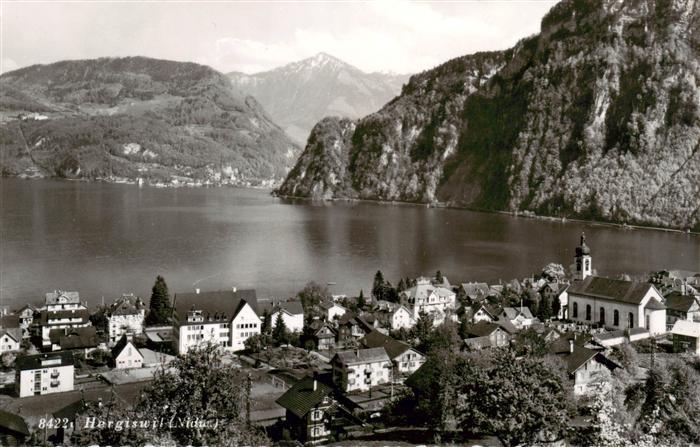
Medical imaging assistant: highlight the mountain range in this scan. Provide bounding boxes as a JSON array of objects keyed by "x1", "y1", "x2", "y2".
[
  {"x1": 228, "y1": 53, "x2": 409, "y2": 145},
  {"x1": 278, "y1": 0, "x2": 700, "y2": 231},
  {"x1": 0, "y1": 57, "x2": 300, "y2": 186}
]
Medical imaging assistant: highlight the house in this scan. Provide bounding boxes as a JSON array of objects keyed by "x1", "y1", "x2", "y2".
[
  {"x1": 111, "y1": 334, "x2": 144, "y2": 369},
  {"x1": 0, "y1": 315, "x2": 21, "y2": 354},
  {"x1": 38, "y1": 291, "x2": 91, "y2": 348},
  {"x1": 16, "y1": 305, "x2": 35, "y2": 338},
  {"x1": 320, "y1": 301, "x2": 348, "y2": 322},
  {"x1": 459, "y1": 282, "x2": 490, "y2": 303},
  {"x1": 331, "y1": 347, "x2": 391, "y2": 392},
  {"x1": 568, "y1": 276, "x2": 666, "y2": 336},
  {"x1": 375, "y1": 302, "x2": 415, "y2": 331},
  {"x1": 310, "y1": 321, "x2": 337, "y2": 351},
  {"x1": 400, "y1": 277, "x2": 457, "y2": 326},
  {"x1": 462, "y1": 322, "x2": 510, "y2": 350},
  {"x1": 16, "y1": 351, "x2": 74, "y2": 397},
  {"x1": 263, "y1": 300, "x2": 304, "y2": 333},
  {"x1": 549, "y1": 336, "x2": 620, "y2": 396},
  {"x1": 664, "y1": 292, "x2": 700, "y2": 329},
  {"x1": 276, "y1": 375, "x2": 362, "y2": 445},
  {"x1": 671, "y1": 320, "x2": 700, "y2": 355},
  {"x1": 106, "y1": 294, "x2": 146, "y2": 346},
  {"x1": 336, "y1": 313, "x2": 373, "y2": 347},
  {"x1": 0, "y1": 409, "x2": 30, "y2": 446},
  {"x1": 359, "y1": 330, "x2": 425, "y2": 377},
  {"x1": 471, "y1": 303, "x2": 499, "y2": 323},
  {"x1": 542, "y1": 282, "x2": 569, "y2": 319},
  {"x1": 48, "y1": 326, "x2": 98, "y2": 353},
  {"x1": 500, "y1": 306, "x2": 538, "y2": 330},
  {"x1": 172, "y1": 288, "x2": 259, "y2": 354}
]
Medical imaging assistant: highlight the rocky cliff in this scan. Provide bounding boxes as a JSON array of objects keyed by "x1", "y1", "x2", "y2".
[
  {"x1": 278, "y1": 0, "x2": 700, "y2": 230},
  {"x1": 0, "y1": 57, "x2": 300, "y2": 185}
]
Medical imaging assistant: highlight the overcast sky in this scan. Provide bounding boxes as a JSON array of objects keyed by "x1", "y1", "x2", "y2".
[{"x1": 1, "y1": 1, "x2": 557, "y2": 75}]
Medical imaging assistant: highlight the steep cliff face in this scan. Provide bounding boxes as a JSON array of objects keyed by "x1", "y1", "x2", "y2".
[
  {"x1": 278, "y1": 0, "x2": 700, "y2": 230},
  {"x1": 0, "y1": 57, "x2": 300, "y2": 185}
]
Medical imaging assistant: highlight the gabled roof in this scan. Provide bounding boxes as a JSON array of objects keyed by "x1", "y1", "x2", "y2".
[
  {"x1": 50, "y1": 326, "x2": 98, "y2": 350},
  {"x1": 39, "y1": 309, "x2": 90, "y2": 325},
  {"x1": 460, "y1": 282, "x2": 490, "y2": 297},
  {"x1": 16, "y1": 351, "x2": 74, "y2": 371},
  {"x1": 0, "y1": 327, "x2": 21, "y2": 343},
  {"x1": 400, "y1": 281, "x2": 454, "y2": 301},
  {"x1": 463, "y1": 322, "x2": 503, "y2": 338},
  {"x1": 471, "y1": 303, "x2": 500, "y2": 318},
  {"x1": 45, "y1": 290, "x2": 81, "y2": 305},
  {"x1": 664, "y1": 292, "x2": 699, "y2": 313},
  {"x1": 549, "y1": 341, "x2": 618, "y2": 375},
  {"x1": 0, "y1": 409, "x2": 29, "y2": 437},
  {"x1": 173, "y1": 289, "x2": 258, "y2": 324},
  {"x1": 109, "y1": 294, "x2": 145, "y2": 316},
  {"x1": 644, "y1": 297, "x2": 665, "y2": 310},
  {"x1": 0, "y1": 314, "x2": 20, "y2": 328},
  {"x1": 672, "y1": 320, "x2": 700, "y2": 338},
  {"x1": 494, "y1": 318, "x2": 519, "y2": 334},
  {"x1": 568, "y1": 276, "x2": 656, "y2": 305},
  {"x1": 359, "y1": 330, "x2": 417, "y2": 360},
  {"x1": 501, "y1": 307, "x2": 534, "y2": 320},
  {"x1": 276, "y1": 376, "x2": 334, "y2": 418},
  {"x1": 332, "y1": 347, "x2": 390, "y2": 366},
  {"x1": 111, "y1": 335, "x2": 143, "y2": 358}
]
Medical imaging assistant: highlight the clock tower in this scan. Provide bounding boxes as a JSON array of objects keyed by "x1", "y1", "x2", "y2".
[{"x1": 575, "y1": 232, "x2": 592, "y2": 281}]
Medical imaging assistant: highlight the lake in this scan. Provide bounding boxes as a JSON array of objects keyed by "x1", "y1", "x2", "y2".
[{"x1": 1, "y1": 178, "x2": 698, "y2": 309}]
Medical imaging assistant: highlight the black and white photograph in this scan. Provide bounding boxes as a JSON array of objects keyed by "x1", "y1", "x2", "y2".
[{"x1": 0, "y1": 0, "x2": 699, "y2": 445}]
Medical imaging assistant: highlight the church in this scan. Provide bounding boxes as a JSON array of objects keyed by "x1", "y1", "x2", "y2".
[{"x1": 567, "y1": 234, "x2": 667, "y2": 336}]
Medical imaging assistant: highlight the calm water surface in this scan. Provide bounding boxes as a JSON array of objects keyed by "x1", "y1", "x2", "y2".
[{"x1": 1, "y1": 178, "x2": 698, "y2": 309}]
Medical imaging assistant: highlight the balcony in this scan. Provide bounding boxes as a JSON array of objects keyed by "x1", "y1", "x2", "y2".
[
  {"x1": 50, "y1": 380, "x2": 60, "y2": 387},
  {"x1": 50, "y1": 371, "x2": 60, "y2": 379}
]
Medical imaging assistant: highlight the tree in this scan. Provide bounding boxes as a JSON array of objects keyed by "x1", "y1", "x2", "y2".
[
  {"x1": 397, "y1": 278, "x2": 407, "y2": 293},
  {"x1": 146, "y1": 275, "x2": 172, "y2": 325},
  {"x1": 272, "y1": 312, "x2": 289, "y2": 346},
  {"x1": 261, "y1": 309, "x2": 272, "y2": 334},
  {"x1": 244, "y1": 333, "x2": 269, "y2": 353},
  {"x1": 297, "y1": 282, "x2": 330, "y2": 319},
  {"x1": 357, "y1": 289, "x2": 366, "y2": 309},
  {"x1": 137, "y1": 343, "x2": 268, "y2": 446},
  {"x1": 541, "y1": 263, "x2": 566, "y2": 282},
  {"x1": 1, "y1": 352, "x2": 16, "y2": 369},
  {"x1": 372, "y1": 270, "x2": 385, "y2": 300},
  {"x1": 458, "y1": 351, "x2": 573, "y2": 446},
  {"x1": 89, "y1": 306, "x2": 109, "y2": 334},
  {"x1": 423, "y1": 320, "x2": 461, "y2": 355},
  {"x1": 537, "y1": 293, "x2": 553, "y2": 321},
  {"x1": 413, "y1": 311, "x2": 434, "y2": 352},
  {"x1": 435, "y1": 270, "x2": 444, "y2": 284}
]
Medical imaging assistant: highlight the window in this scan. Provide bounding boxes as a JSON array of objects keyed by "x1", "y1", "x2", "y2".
[
  {"x1": 614, "y1": 310, "x2": 619, "y2": 326},
  {"x1": 628, "y1": 313, "x2": 634, "y2": 328},
  {"x1": 599, "y1": 307, "x2": 605, "y2": 325},
  {"x1": 586, "y1": 305, "x2": 592, "y2": 321},
  {"x1": 646, "y1": 315, "x2": 650, "y2": 330},
  {"x1": 573, "y1": 302, "x2": 578, "y2": 318}
]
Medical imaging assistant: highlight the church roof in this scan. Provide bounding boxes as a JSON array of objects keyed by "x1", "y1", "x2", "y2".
[{"x1": 568, "y1": 276, "x2": 656, "y2": 305}]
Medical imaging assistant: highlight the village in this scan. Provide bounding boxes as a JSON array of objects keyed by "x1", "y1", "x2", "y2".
[{"x1": 1, "y1": 233, "x2": 699, "y2": 446}]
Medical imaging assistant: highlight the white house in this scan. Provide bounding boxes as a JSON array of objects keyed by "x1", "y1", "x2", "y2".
[
  {"x1": 500, "y1": 307, "x2": 538, "y2": 330},
  {"x1": 471, "y1": 303, "x2": 499, "y2": 323},
  {"x1": 266, "y1": 301, "x2": 304, "y2": 333},
  {"x1": 331, "y1": 347, "x2": 391, "y2": 392},
  {"x1": 16, "y1": 352, "x2": 74, "y2": 398},
  {"x1": 172, "y1": 288, "x2": 260, "y2": 354},
  {"x1": 0, "y1": 328, "x2": 21, "y2": 354},
  {"x1": 320, "y1": 301, "x2": 348, "y2": 322},
  {"x1": 542, "y1": 283, "x2": 569, "y2": 319},
  {"x1": 375, "y1": 301, "x2": 415, "y2": 330},
  {"x1": 549, "y1": 338, "x2": 620, "y2": 396},
  {"x1": 359, "y1": 330, "x2": 425, "y2": 377},
  {"x1": 400, "y1": 277, "x2": 457, "y2": 326},
  {"x1": 107, "y1": 294, "x2": 146, "y2": 346},
  {"x1": 16, "y1": 305, "x2": 35, "y2": 338},
  {"x1": 671, "y1": 320, "x2": 700, "y2": 355},
  {"x1": 111, "y1": 335, "x2": 144, "y2": 369}
]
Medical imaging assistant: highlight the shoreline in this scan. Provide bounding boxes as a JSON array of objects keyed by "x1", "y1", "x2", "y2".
[{"x1": 273, "y1": 192, "x2": 700, "y2": 236}]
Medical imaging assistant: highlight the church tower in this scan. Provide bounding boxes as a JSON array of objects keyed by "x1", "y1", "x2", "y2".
[{"x1": 574, "y1": 232, "x2": 592, "y2": 281}]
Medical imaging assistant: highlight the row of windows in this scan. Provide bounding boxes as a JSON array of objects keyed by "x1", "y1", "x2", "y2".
[
  {"x1": 572, "y1": 303, "x2": 635, "y2": 327},
  {"x1": 236, "y1": 323, "x2": 257, "y2": 329},
  {"x1": 239, "y1": 331, "x2": 256, "y2": 338}
]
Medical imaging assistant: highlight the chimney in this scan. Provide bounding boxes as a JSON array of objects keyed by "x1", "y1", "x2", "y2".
[
  {"x1": 569, "y1": 339, "x2": 574, "y2": 354},
  {"x1": 195, "y1": 288, "x2": 200, "y2": 294}
]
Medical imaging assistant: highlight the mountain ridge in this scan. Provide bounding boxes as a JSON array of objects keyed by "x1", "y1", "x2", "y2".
[
  {"x1": 228, "y1": 53, "x2": 409, "y2": 144},
  {"x1": 0, "y1": 56, "x2": 300, "y2": 185},
  {"x1": 278, "y1": 0, "x2": 700, "y2": 231}
]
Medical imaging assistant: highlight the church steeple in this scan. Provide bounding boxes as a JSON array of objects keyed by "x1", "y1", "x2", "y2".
[{"x1": 574, "y1": 232, "x2": 592, "y2": 280}]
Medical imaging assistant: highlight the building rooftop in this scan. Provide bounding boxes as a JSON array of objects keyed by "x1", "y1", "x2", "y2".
[
  {"x1": 276, "y1": 375, "x2": 334, "y2": 418},
  {"x1": 16, "y1": 351, "x2": 74, "y2": 371},
  {"x1": 332, "y1": 347, "x2": 390, "y2": 366},
  {"x1": 172, "y1": 289, "x2": 258, "y2": 324},
  {"x1": 110, "y1": 294, "x2": 146, "y2": 316},
  {"x1": 463, "y1": 321, "x2": 502, "y2": 338},
  {"x1": 501, "y1": 306, "x2": 535, "y2": 320},
  {"x1": 112, "y1": 334, "x2": 142, "y2": 358},
  {"x1": 0, "y1": 409, "x2": 29, "y2": 437},
  {"x1": 359, "y1": 330, "x2": 416, "y2": 360},
  {"x1": 568, "y1": 276, "x2": 657, "y2": 305},
  {"x1": 672, "y1": 320, "x2": 700, "y2": 338},
  {"x1": 664, "y1": 292, "x2": 699, "y2": 313},
  {"x1": 49, "y1": 326, "x2": 98, "y2": 350},
  {"x1": 45, "y1": 290, "x2": 81, "y2": 305}
]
